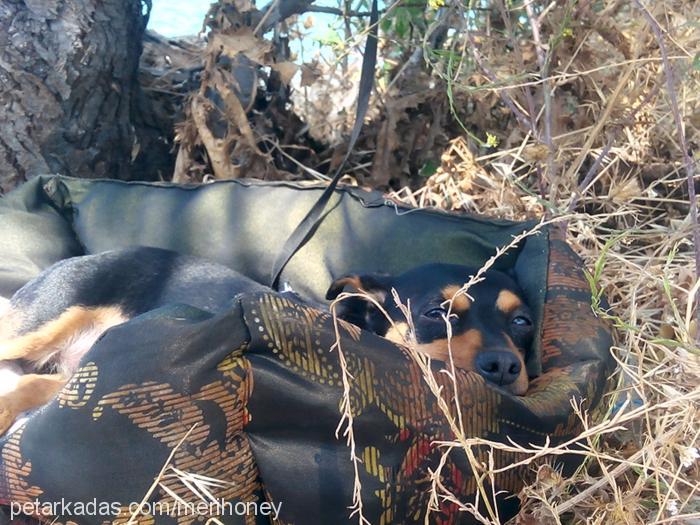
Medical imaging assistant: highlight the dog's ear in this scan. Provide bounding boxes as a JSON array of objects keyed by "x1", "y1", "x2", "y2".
[
  {"x1": 325, "y1": 273, "x2": 392, "y2": 332},
  {"x1": 326, "y1": 273, "x2": 391, "y2": 301}
]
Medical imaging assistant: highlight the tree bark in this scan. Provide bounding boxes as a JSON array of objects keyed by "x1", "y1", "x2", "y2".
[{"x1": 0, "y1": 0, "x2": 149, "y2": 193}]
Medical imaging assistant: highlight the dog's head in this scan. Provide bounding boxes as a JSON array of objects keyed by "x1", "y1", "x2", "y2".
[{"x1": 326, "y1": 263, "x2": 534, "y2": 395}]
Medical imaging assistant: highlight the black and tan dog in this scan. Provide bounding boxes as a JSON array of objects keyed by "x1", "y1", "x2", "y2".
[
  {"x1": 0, "y1": 247, "x2": 533, "y2": 435},
  {"x1": 326, "y1": 263, "x2": 533, "y2": 396},
  {"x1": 0, "y1": 246, "x2": 267, "y2": 435}
]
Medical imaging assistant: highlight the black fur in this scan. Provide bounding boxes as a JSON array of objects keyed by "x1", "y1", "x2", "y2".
[{"x1": 9, "y1": 246, "x2": 265, "y2": 335}]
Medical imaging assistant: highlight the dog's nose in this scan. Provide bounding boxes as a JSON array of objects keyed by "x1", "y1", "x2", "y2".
[{"x1": 475, "y1": 351, "x2": 521, "y2": 386}]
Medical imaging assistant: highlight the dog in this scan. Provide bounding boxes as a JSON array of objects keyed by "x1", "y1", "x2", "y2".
[
  {"x1": 326, "y1": 263, "x2": 533, "y2": 395},
  {"x1": 0, "y1": 247, "x2": 533, "y2": 436},
  {"x1": 0, "y1": 246, "x2": 267, "y2": 435}
]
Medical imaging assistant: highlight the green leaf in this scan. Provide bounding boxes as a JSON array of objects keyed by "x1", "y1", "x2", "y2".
[
  {"x1": 315, "y1": 28, "x2": 343, "y2": 48},
  {"x1": 394, "y1": 9, "x2": 410, "y2": 39},
  {"x1": 419, "y1": 159, "x2": 439, "y2": 177}
]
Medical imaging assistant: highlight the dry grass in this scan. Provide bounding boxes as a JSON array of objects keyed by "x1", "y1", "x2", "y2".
[
  {"x1": 149, "y1": 1, "x2": 699, "y2": 522},
  {"x1": 376, "y1": 1, "x2": 700, "y2": 521},
  {"x1": 383, "y1": 138, "x2": 700, "y2": 520}
]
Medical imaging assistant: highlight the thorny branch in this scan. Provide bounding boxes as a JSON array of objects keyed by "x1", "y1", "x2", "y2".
[
  {"x1": 633, "y1": 0, "x2": 700, "y2": 342},
  {"x1": 457, "y1": 4, "x2": 533, "y2": 132},
  {"x1": 525, "y1": 0, "x2": 556, "y2": 212}
]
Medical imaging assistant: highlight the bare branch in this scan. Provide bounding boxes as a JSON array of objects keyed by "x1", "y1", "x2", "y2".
[
  {"x1": 458, "y1": 7, "x2": 534, "y2": 132},
  {"x1": 305, "y1": 3, "x2": 426, "y2": 17},
  {"x1": 525, "y1": 0, "x2": 556, "y2": 211},
  {"x1": 633, "y1": 0, "x2": 700, "y2": 340},
  {"x1": 259, "y1": 0, "x2": 315, "y2": 33}
]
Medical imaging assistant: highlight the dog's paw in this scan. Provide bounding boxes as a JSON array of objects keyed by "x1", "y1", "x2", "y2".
[
  {"x1": 0, "y1": 362, "x2": 22, "y2": 396},
  {"x1": 0, "y1": 399, "x2": 15, "y2": 436},
  {"x1": 0, "y1": 296, "x2": 9, "y2": 316}
]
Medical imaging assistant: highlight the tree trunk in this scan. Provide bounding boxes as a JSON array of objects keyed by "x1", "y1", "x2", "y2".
[{"x1": 0, "y1": 0, "x2": 149, "y2": 193}]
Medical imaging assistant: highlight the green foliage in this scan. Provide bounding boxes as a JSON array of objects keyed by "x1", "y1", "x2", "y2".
[
  {"x1": 316, "y1": 27, "x2": 345, "y2": 51},
  {"x1": 381, "y1": 1, "x2": 429, "y2": 39},
  {"x1": 419, "y1": 158, "x2": 440, "y2": 177},
  {"x1": 584, "y1": 232, "x2": 627, "y2": 317}
]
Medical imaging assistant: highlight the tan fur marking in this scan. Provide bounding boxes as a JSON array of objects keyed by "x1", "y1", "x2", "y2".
[
  {"x1": 441, "y1": 285, "x2": 470, "y2": 312},
  {"x1": 496, "y1": 290, "x2": 522, "y2": 313},
  {"x1": 335, "y1": 276, "x2": 363, "y2": 291},
  {"x1": 0, "y1": 373, "x2": 67, "y2": 435},
  {"x1": 384, "y1": 322, "x2": 409, "y2": 344},
  {"x1": 0, "y1": 305, "x2": 127, "y2": 363},
  {"x1": 415, "y1": 329, "x2": 483, "y2": 371},
  {"x1": 0, "y1": 305, "x2": 21, "y2": 342},
  {"x1": 333, "y1": 276, "x2": 387, "y2": 303}
]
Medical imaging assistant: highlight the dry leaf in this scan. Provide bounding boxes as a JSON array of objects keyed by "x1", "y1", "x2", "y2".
[
  {"x1": 523, "y1": 144, "x2": 551, "y2": 163},
  {"x1": 610, "y1": 177, "x2": 642, "y2": 203},
  {"x1": 190, "y1": 96, "x2": 238, "y2": 180},
  {"x1": 209, "y1": 28, "x2": 273, "y2": 64},
  {"x1": 300, "y1": 63, "x2": 322, "y2": 87},
  {"x1": 658, "y1": 323, "x2": 676, "y2": 340},
  {"x1": 212, "y1": 70, "x2": 262, "y2": 155},
  {"x1": 232, "y1": 0, "x2": 255, "y2": 11},
  {"x1": 272, "y1": 61, "x2": 299, "y2": 84}
]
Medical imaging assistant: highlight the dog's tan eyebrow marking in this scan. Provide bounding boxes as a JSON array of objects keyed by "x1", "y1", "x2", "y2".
[
  {"x1": 496, "y1": 290, "x2": 521, "y2": 313},
  {"x1": 441, "y1": 285, "x2": 470, "y2": 312}
]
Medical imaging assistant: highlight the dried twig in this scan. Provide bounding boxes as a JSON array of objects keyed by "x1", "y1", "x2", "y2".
[
  {"x1": 456, "y1": 3, "x2": 533, "y2": 132},
  {"x1": 127, "y1": 425, "x2": 198, "y2": 525},
  {"x1": 633, "y1": 0, "x2": 700, "y2": 342}
]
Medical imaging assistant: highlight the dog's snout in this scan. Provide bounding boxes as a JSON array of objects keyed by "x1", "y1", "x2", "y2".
[{"x1": 475, "y1": 351, "x2": 521, "y2": 387}]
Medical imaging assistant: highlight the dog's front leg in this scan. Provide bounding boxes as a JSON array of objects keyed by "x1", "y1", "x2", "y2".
[{"x1": 0, "y1": 373, "x2": 66, "y2": 435}]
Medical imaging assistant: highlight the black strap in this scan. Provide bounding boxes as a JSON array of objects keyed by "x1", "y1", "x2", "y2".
[{"x1": 269, "y1": 0, "x2": 379, "y2": 289}]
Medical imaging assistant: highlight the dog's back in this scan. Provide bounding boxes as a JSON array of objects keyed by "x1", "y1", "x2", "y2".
[
  {"x1": 5, "y1": 246, "x2": 265, "y2": 338},
  {"x1": 0, "y1": 246, "x2": 266, "y2": 375}
]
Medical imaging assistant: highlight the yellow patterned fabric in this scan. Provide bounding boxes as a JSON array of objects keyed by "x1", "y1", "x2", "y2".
[
  {"x1": 241, "y1": 234, "x2": 612, "y2": 524},
  {"x1": 0, "y1": 178, "x2": 614, "y2": 524},
  {"x1": 0, "y1": 305, "x2": 269, "y2": 525}
]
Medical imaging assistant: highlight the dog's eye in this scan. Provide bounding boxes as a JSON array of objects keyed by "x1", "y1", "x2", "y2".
[
  {"x1": 512, "y1": 315, "x2": 532, "y2": 327},
  {"x1": 424, "y1": 307, "x2": 448, "y2": 319}
]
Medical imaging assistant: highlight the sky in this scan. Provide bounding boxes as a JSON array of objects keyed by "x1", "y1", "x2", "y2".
[
  {"x1": 147, "y1": 1, "x2": 345, "y2": 38},
  {"x1": 148, "y1": 0, "x2": 211, "y2": 37}
]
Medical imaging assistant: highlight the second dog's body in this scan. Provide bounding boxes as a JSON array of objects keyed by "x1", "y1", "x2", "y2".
[
  {"x1": 1, "y1": 247, "x2": 266, "y2": 373},
  {"x1": 0, "y1": 247, "x2": 266, "y2": 434},
  {"x1": 0, "y1": 246, "x2": 534, "y2": 436}
]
